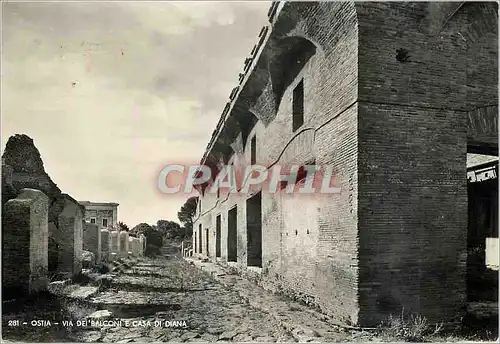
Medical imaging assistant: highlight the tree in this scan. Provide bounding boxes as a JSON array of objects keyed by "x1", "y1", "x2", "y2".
[
  {"x1": 118, "y1": 221, "x2": 129, "y2": 232},
  {"x1": 177, "y1": 196, "x2": 198, "y2": 237},
  {"x1": 156, "y1": 220, "x2": 182, "y2": 239},
  {"x1": 131, "y1": 223, "x2": 163, "y2": 257}
]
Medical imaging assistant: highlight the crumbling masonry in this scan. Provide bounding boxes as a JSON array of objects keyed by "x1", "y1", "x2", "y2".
[
  {"x1": 2, "y1": 134, "x2": 85, "y2": 297},
  {"x1": 192, "y1": 2, "x2": 498, "y2": 327}
]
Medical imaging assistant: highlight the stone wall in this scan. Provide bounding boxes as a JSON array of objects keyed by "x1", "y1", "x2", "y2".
[
  {"x1": 1, "y1": 135, "x2": 63, "y2": 223},
  {"x1": 119, "y1": 231, "x2": 129, "y2": 258},
  {"x1": 1, "y1": 134, "x2": 87, "y2": 279},
  {"x1": 101, "y1": 229, "x2": 110, "y2": 263},
  {"x1": 109, "y1": 230, "x2": 119, "y2": 258},
  {"x1": 193, "y1": 2, "x2": 498, "y2": 327},
  {"x1": 56, "y1": 194, "x2": 83, "y2": 278},
  {"x1": 129, "y1": 237, "x2": 141, "y2": 256},
  {"x1": 83, "y1": 221, "x2": 101, "y2": 263},
  {"x1": 2, "y1": 188, "x2": 49, "y2": 298}
]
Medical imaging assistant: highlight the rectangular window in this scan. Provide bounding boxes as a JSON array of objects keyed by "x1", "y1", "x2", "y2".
[
  {"x1": 293, "y1": 80, "x2": 304, "y2": 132},
  {"x1": 102, "y1": 218, "x2": 108, "y2": 228},
  {"x1": 217, "y1": 188, "x2": 220, "y2": 199},
  {"x1": 251, "y1": 136, "x2": 256, "y2": 165},
  {"x1": 90, "y1": 218, "x2": 96, "y2": 224}
]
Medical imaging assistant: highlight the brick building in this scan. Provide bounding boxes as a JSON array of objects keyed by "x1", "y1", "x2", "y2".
[
  {"x1": 79, "y1": 201, "x2": 119, "y2": 230},
  {"x1": 192, "y1": 2, "x2": 498, "y2": 327}
]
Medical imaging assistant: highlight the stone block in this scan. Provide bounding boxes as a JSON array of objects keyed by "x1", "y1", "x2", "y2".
[
  {"x1": 83, "y1": 222, "x2": 100, "y2": 263},
  {"x1": 119, "y1": 231, "x2": 129, "y2": 258},
  {"x1": 109, "y1": 230, "x2": 119, "y2": 255},
  {"x1": 101, "y1": 229, "x2": 110, "y2": 263},
  {"x1": 129, "y1": 237, "x2": 140, "y2": 257},
  {"x1": 139, "y1": 234, "x2": 146, "y2": 257},
  {"x1": 56, "y1": 194, "x2": 84, "y2": 278},
  {"x1": 2, "y1": 188, "x2": 49, "y2": 298}
]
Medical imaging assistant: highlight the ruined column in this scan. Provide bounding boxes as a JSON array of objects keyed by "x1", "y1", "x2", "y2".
[
  {"x1": 109, "y1": 230, "x2": 119, "y2": 261},
  {"x1": 2, "y1": 188, "x2": 49, "y2": 298},
  {"x1": 100, "y1": 229, "x2": 110, "y2": 263},
  {"x1": 134, "y1": 237, "x2": 140, "y2": 256},
  {"x1": 129, "y1": 237, "x2": 140, "y2": 256},
  {"x1": 57, "y1": 194, "x2": 83, "y2": 278},
  {"x1": 83, "y1": 221, "x2": 100, "y2": 263},
  {"x1": 139, "y1": 234, "x2": 146, "y2": 257},
  {"x1": 128, "y1": 237, "x2": 134, "y2": 256},
  {"x1": 119, "y1": 231, "x2": 129, "y2": 258}
]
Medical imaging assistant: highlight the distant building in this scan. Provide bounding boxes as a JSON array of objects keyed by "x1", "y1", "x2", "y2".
[{"x1": 79, "y1": 201, "x2": 119, "y2": 230}]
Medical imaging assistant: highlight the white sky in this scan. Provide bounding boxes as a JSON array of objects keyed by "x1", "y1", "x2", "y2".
[{"x1": 2, "y1": 1, "x2": 270, "y2": 227}]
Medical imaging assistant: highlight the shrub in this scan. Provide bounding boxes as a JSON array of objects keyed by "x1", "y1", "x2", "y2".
[{"x1": 378, "y1": 312, "x2": 443, "y2": 342}]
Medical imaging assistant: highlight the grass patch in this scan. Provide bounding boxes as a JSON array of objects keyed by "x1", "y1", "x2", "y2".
[{"x1": 377, "y1": 313, "x2": 443, "y2": 342}]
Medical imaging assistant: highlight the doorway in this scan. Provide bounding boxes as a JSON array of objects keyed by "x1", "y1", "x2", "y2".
[
  {"x1": 216, "y1": 215, "x2": 221, "y2": 258},
  {"x1": 228, "y1": 207, "x2": 237, "y2": 262},
  {"x1": 466, "y1": 155, "x2": 498, "y2": 302},
  {"x1": 246, "y1": 192, "x2": 262, "y2": 267}
]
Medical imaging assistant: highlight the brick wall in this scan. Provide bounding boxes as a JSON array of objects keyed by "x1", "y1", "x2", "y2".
[
  {"x1": 2, "y1": 188, "x2": 49, "y2": 298},
  {"x1": 355, "y1": 2, "x2": 497, "y2": 326},
  {"x1": 57, "y1": 195, "x2": 83, "y2": 278},
  {"x1": 193, "y1": 1, "x2": 361, "y2": 324},
  {"x1": 193, "y1": 1, "x2": 497, "y2": 327}
]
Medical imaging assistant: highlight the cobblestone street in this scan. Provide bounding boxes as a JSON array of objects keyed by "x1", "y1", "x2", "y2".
[
  {"x1": 67, "y1": 248, "x2": 370, "y2": 343},
  {"x1": 4, "y1": 243, "x2": 376, "y2": 343},
  {"x1": 2, "y1": 245, "x2": 373, "y2": 343},
  {"x1": 2, "y1": 245, "x2": 497, "y2": 343}
]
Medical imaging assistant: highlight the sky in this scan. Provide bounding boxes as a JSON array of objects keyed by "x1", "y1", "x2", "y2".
[{"x1": 2, "y1": 1, "x2": 271, "y2": 228}]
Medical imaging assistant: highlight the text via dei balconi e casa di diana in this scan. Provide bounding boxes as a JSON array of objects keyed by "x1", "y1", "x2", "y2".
[{"x1": 8, "y1": 319, "x2": 188, "y2": 328}]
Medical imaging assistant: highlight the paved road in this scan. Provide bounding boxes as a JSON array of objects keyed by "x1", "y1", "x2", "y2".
[
  {"x1": 3, "y1": 247, "x2": 493, "y2": 343},
  {"x1": 66, "y1": 252, "x2": 361, "y2": 343}
]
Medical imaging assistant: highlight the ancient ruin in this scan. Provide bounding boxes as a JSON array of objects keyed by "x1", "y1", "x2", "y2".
[
  {"x1": 56, "y1": 194, "x2": 84, "y2": 278},
  {"x1": 2, "y1": 188, "x2": 49, "y2": 298},
  {"x1": 1, "y1": 134, "x2": 86, "y2": 282},
  {"x1": 119, "y1": 231, "x2": 129, "y2": 258},
  {"x1": 139, "y1": 234, "x2": 146, "y2": 257},
  {"x1": 109, "y1": 230, "x2": 119, "y2": 261},
  {"x1": 83, "y1": 221, "x2": 101, "y2": 263},
  {"x1": 101, "y1": 229, "x2": 110, "y2": 262},
  {"x1": 129, "y1": 236, "x2": 140, "y2": 256},
  {"x1": 2, "y1": 2, "x2": 499, "y2": 342},
  {"x1": 79, "y1": 201, "x2": 120, "y2": 264},
  {"x1": 192, "y1": 2, "x2": 499, "y2": 327}
]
